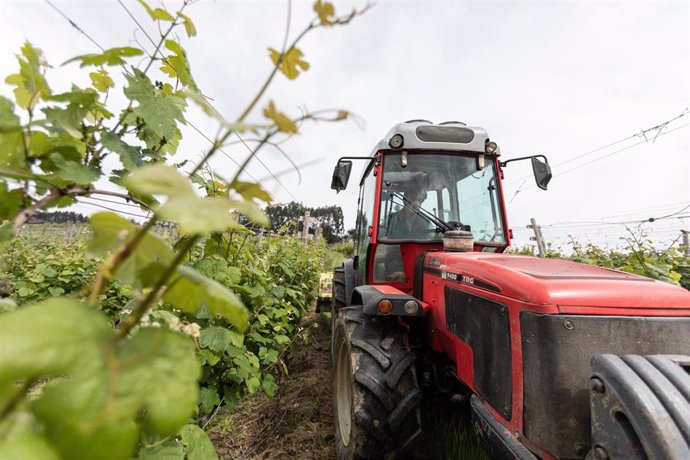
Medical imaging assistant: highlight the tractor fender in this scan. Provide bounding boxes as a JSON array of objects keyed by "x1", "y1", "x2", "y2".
[
  {"x1": 343, "y1": 258, "x2": 357, "y2": 306},
  {"x1": 352, "y1": 285, "x2": 425, "y2": 317}
]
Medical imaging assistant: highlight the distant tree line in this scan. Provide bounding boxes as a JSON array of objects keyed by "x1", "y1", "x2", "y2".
[
  {"x1": 265, "y1": 202, "x2": 345, "y2": 244},
  {"x1": 28, "y1": 211, "x2": 87, "y2": 224}
]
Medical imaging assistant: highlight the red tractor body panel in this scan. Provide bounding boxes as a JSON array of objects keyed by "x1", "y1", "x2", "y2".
[
  {"x1": 420, "y1": 251, "x2": 690, "y2": 456},
  {"x1": 426, "y1": 252, "x2": 690, "y2": 310}
]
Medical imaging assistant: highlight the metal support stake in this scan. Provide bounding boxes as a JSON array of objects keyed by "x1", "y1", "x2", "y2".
[
  {"x1": 528, "y1": 217, "x2": 547, "y2": 257},
  {"x1": 302, "y1": 211, "x2": 310, "y2": 243}
]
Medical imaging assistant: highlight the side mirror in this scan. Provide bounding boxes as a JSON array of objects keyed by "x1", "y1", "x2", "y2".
[
  {"x1": 331, "y1": 160, "x2": 353, "y2": 192},
  {"x1": 531, "y1": 156, "x2": 552, "y2": 190}
]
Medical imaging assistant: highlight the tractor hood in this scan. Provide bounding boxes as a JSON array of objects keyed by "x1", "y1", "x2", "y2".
[{"x1": 427, "y1": 252, "x2": 690, "y2": 310}]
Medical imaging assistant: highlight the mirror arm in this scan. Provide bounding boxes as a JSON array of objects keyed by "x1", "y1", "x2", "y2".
[
  {"x1": 336, "y1": 156, "x2": 376, "y2": 162},
  {"x1": 500, "y1": 155, "x2": 549, "y2": 168}
]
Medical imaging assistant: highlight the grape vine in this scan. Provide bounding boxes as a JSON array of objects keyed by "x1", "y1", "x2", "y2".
[{"x1": 0, "y1": 1, "x2": 368, "y2": 457}]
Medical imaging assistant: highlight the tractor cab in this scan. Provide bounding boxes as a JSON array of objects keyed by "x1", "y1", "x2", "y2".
[{"x1": 331, "y1": 120, "x2": 550, "y2": 293}]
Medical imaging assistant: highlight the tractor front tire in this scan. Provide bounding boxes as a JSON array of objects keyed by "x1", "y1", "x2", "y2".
[
  {"x1": 332, "y1": 307, "x2": 422, "y2": 459},
  {"x1": 331, "y1": 267, "x2": 346, "y2": 353}
]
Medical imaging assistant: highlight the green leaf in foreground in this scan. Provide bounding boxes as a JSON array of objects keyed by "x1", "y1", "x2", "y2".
[
  {"x1": 30, "y1": 328, "x2": 200, "y2": 460},
  {"x1": 231, "y1": 180, "x2": 271, "y2": 204},
  {"x1": 122, "y1": 163, "x2": 194, "y2": 198},
  {"x1": 0, "y1": 434, "x2": 60, "y2": 460},
  {"x1": 0, "y1": 181, "x2": 24, "y2": 220},
  {"x1": 88, "y1": 212, "x2": 174, "y2": 287},
  {"x1": 158, "y1": 196, "x2": 247, "y2": 235},
  {"x1": 0, "y1": 298, "x2": 111, "y2": 382},
  {"x1": 164, "y1": 265, "x2": 248, "y2": 332},
  {"x1": 137, "y1": 440, "x2": 185, "y2": 459}
]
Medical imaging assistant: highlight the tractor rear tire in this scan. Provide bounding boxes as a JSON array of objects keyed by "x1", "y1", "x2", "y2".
[
  {"x1": 332, "y1": 307, "x2": 422, "y2": 459},
  {"x1": 590, "y1": 354, "x2": 690, "y2": 460}
]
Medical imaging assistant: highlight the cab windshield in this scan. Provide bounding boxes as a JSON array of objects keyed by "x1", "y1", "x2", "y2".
[{"x1": 377, "y1": 152, "x2": 506, "y2": 244}]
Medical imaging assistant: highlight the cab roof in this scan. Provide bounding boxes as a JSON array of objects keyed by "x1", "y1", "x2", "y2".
[{"x1": 370, "y1": 120, "x2": 494, "y2": 156}]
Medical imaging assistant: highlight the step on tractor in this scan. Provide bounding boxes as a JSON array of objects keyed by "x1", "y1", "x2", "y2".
[{"x1": 327, "y1": 120, "x2": 690, "y2": 459}]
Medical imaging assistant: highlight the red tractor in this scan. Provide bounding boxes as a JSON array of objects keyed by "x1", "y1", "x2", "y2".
[{"x1": 328, "y1": 120, "x2": 690, "y2": 459}]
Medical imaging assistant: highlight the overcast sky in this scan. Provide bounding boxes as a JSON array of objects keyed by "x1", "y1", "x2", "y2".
[{"x1": 1, "y1": 0, "x2": 689, "y2": 250}]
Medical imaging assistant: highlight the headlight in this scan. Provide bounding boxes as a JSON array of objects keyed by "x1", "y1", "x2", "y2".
[{"x1": 389, "y1": 134, "x2": 404, "y2": 149}]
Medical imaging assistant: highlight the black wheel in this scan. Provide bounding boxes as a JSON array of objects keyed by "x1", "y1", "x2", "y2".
[
  {"x1": 332, "y1": 307, "x2": 422, "y2": 459},
  {"x1": 590, "y1": 354, "x2": 690, "y2": 460}
]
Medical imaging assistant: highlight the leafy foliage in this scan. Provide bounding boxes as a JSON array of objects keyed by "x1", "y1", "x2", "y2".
[
  {"x1": 0, "y1": 229, "x2": 324, "y2": 418},
  {"x1": 0, "y1": 0, "x2": 367, "y2": 457}
]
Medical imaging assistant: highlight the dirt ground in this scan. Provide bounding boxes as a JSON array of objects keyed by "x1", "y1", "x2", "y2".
[{"x1": 207, "y1": 312, "x2": 336, "y2": 460}]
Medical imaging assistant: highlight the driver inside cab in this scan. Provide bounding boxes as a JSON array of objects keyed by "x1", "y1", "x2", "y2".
[{"x1": 386, "y1": 189, "x2": 431, "y2": 240}]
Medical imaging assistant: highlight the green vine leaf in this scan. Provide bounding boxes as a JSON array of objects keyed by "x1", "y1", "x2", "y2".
[
  {"x1": 0, "y1": 434, "x2": 61, "y2": 460},
  {"x1": 31, "y1": 328, "x2": 200, "y2": 459},
  {"x1": 0, "y1": 298, "x2": 111, "y2": 382},
  {"x1": 178, "y1": 12, "x2": 198, "y2": 37},
  {"x1": 123, "y1": 164, "x2": 266, "y2": 234},
  {"x1": 199, "y1": 326, "x2": 233, "y2": 353},
  {"x1": 231, "y1": 180, "x2": 272, "y2": 204},
  {"x1": 0, "y1": 181, "x2": 25, "y2": 220},
  {"x1": 124, "y1": 69, "x2": 186, "y2": 146},
  {"x1": 268, "y1": 47, "x2": 310, "y2": 80},
  {"x1": 262, "y1": 100, "x2": 297, "y2": 134},
  {"x1": 5, "y1": 42, "x2": 51, "y2": 110},
  {"x1": 90, "y1": 69, "x2": 114, "y2": 93},
  {"x1": 164, "y1": 265, "x2": 249, "y2": 332},
  {"x1": 0, "y1": 129, "x2": 25, "y2": 171},
  {"x1": 158, "y1": 196, "x2": 248, "y2": 235},
  {"x1": 100, "y1": 132, "x2": 143, "y2": 170},
  {"x1": 228, "y1": 199, "x2": 269, "y2": 227},
  {"x1": 122, "y1": 163, "x2": 194, "y2": 198},
  {"x1": 0, "y1": 96, "x2": 20, "y2": 131},
  {"x1": 88, "y1": 212, "x2": 174, "y2": 287},
  {"x1": 160, "y1": 40, "x2": 197, "y2": 91},
  {"x1": 63, "y1": 47, "x2": 144, "y2": 68},
  {"x1": 50, "y1": 153, "x2": 99, "y2": 185},
  {"x1": 137, "y1": 0, "x2": 175, "y2": 21},
  {"x1": 314, "y1": 0, "x2": 336, "y2": 26},
  {"x1": 42, "y1": 86, "x2": 103, "y2": 138},
  {"x1": 179, "y1": 424, "x2": 218, "y2": 460},
  {"x1": 137, "y1": 440, "x2": 185, "y2": 459}
]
